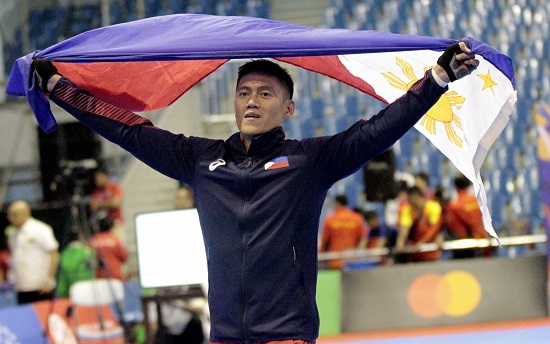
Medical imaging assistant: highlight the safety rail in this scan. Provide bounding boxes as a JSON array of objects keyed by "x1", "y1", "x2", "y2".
[{"x1": 317, "y1": 234, "x2": 547, "y2": 262}]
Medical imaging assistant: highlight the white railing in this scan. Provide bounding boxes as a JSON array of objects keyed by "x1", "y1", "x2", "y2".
[{"x1": 318, "y1": 234, "x2": 548, "y2": 262}]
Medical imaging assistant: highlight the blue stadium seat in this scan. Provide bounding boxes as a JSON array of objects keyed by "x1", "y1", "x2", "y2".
[
  {"x1": 169, "y1": 0, "x2": 189, "y2": 13},
  {"x1": 110, "y1": 2, "x2": 124, "y2": 24},
  {"x1": 344, "y1": 179, "x2": 361, "y2": 209},
  {"x1": 396, "y1": 130, "x2": 416, "y2": 164},
  {"x1": 246, "y1": 0, "x2": 270, "y2": 18},
  {"x1": 144, "y1": 0, "x2": 162, "y2": 17},
  {"x1": 199, "y1": 0, "x2": 218, "y2": 15},
  {"x1": 332, "y1": 0, "x2": 355, "y2": 16},
  {"x1": 323, "y1": 115, "x2": 337, "y2": 135},
  {"x1": 324, "y1": 6, "x2": 347, "y2": 28},
  {"x1": 283, "y1": 118, "x2": 301, "y2": 139},
  {"x1": 310, "y1": 97, "x2": 325, "y2": 118},
  {"x1": 300, "y1": 119, "x2": 319, "y2": 139}
]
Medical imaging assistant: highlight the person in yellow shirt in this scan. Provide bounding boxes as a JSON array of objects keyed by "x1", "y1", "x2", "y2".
[{"x1": 396, "y1": 186, "x2": 443, "y2": 262}]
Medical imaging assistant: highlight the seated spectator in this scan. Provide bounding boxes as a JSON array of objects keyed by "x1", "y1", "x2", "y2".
[
  {"x1": 56, "y1": 230, "x2": 96, "y2": 298},
  {"x1": 89, "y1": 216, "x2": 129, "y2": 280},
  {"x1": 396, "y1": 186, "x2": 443, "y2": 263},
  {"x1": 320, "y1": 195, "x2": 367, "y2": 269}
]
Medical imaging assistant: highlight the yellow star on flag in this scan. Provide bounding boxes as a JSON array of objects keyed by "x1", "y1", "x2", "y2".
[{"x1": 477, "y1": 70, "x2": 498, "y2": 95}]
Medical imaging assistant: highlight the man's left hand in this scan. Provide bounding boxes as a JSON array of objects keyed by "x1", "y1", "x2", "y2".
[{"x1": 435, "y1": 41, "x2": 480, "y2": 83}]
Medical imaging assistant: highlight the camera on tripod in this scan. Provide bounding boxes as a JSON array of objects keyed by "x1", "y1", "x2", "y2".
[{"x1": 50, "y1": 159, "x2": 98, "y2": 198}]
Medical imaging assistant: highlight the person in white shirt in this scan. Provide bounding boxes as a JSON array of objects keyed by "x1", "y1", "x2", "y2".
[{"x1": 6, "y1": 200, "x2": 59, "y2": 304}]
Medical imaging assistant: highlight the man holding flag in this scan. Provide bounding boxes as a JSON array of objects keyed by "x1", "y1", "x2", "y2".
[{"x1": 32, "y1": 41, "x2": 477, "y2": 343}]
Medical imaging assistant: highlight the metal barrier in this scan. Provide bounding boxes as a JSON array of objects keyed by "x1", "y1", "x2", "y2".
[{"x1": 317, "y1": 234, "x2": 547, "y2": 262}]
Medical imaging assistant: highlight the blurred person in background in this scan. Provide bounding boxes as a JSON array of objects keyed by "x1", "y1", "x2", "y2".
[
  {"x1": 384, "y1": 179, "x2": 411, "y2": 228},
  {"x1": 174, "y1": 184, "x2": 195, "y2": 210},
  {"x1": 6, "y1": 200, "x2": 59, "y2": 304},
  {"x1": 446, "y1": 175, "x2": 490, "y2": 259},
  {"x1": 0, "y1": 231, "x2": 10, "y2": 283},
  {"x1": 396, "y1": 186, "x2": 444, "y2": 263},
  {"x1": 56, "y1": 229, "x2": 96, "y2": 298},
  {"x1": 363, "y1": 210, "x2": 399, "y2": 266},
  {"x1": 88, "y1": 216, "x2": 128, "y2": 281},
  {"x1": 414, "y1": 171, "x2": 434, "y2": 199},
  {"x1": 90, "y1": 168, "x2": 124, "y2": 237},
  {"x1": 320, "y1": 195, "x2": 367, "y2": 269},
  {"x1": 364, "y1": 210, "x2": 398, "y2": 251}
]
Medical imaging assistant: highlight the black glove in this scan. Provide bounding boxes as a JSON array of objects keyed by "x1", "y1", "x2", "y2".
[
  {"x1": 437, "y1": 43, "x2": 477, "y2": 82},
  {"x1": 32, "y1": 58, "x2": 60, "y2": 92}
]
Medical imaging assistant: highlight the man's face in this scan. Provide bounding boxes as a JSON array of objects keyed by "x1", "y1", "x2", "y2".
[
  {"x1": 408, "y1": 193, "x2": 425, "y2": 211},
  {"x1": 7, "y1": 204, "x2": 29, "y2": 228},
  {"x1": 235, "y1": 73, "x2": 294, "y2": 142},
  {"x1": 94, "y1": 172, "x2": 109, "y2": 188}
]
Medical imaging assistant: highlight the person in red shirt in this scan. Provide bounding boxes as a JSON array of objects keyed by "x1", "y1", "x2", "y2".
[
  {"x1": 320, "y1": 195, "x2": 367, "y2": 269},
  {"x1": 90, "y1": 168, "x2": 124, "y2": 225},
  {"x1": 447, "y1": 175, "x2": 489, "y2": 258},
  {"x1": 88, "y1": 216, "x2": 129, "y2": 280}
]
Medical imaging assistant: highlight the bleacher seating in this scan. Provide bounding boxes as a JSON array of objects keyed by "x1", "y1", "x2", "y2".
[
  {"x1": 313, "y1": 0, "x2": 548, "y2": 235},
  {"x1": 1, "y1": 0, "x2": 547, "y2": 238}
]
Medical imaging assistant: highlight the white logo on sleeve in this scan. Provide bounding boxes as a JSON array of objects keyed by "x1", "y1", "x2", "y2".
[{"x1": 209, "y1": 159, "x2": 226, "y2": 171}]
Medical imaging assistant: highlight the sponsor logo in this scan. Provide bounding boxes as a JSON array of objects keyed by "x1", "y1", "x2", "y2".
[{"x1": 209, "y1": 159, "x2": 226, "y2": 171}]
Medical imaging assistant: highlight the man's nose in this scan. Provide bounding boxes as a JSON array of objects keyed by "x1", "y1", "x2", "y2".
[{"x1": 246, "y1": 96, "x2": 260, "y2": 108}]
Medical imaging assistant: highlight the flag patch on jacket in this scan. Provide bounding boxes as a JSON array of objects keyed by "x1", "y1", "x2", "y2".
[{"x1": 264, "y1": 156, "x2": 289, "y2": 170}]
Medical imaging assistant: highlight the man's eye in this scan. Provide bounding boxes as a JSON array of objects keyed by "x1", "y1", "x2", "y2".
[
  {"x1": 261, "y1": 92, "x2": 271, "y2": 97},
  {"x1": 239, "y1": 92, "x2": 248, "y2": 97}
]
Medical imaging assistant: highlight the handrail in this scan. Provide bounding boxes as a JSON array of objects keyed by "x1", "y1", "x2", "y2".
[{"x1": 317, "y1": 234, "x2": 547, "y2": 261}]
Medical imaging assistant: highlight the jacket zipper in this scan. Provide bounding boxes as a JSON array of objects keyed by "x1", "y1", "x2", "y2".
[
  {"x1": 240, "y1": 156, "x2": 253, "y2": 342},
  {"x1": 293, "y1": 245, "x2": 307, "y2": 295}
]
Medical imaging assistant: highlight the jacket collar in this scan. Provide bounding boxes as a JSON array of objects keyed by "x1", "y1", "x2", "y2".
[{"x1": 227, "y1": 127, "x2": 286, "y2": 159}]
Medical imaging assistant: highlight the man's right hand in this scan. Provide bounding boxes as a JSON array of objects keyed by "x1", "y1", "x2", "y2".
[{"x1": 32, "y1": 58, "x2": 61, "y2": 92}]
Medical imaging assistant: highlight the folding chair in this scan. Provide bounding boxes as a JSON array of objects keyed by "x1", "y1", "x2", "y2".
[{"x1": 69, "y1": 278, "x2": 126, "y2": 343}]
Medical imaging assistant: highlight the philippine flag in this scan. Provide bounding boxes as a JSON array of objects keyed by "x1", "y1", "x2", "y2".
[
  {"x1": 264, "y1": 156, "x2": 290, "y2": 170},
  {"x1": 6, "y1": 14, "x2": 516, "y2": 239}
]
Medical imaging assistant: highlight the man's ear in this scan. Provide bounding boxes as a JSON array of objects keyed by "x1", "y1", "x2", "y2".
[{"x1": 284, "y1": 100, "x2": 295, "y2": 119}]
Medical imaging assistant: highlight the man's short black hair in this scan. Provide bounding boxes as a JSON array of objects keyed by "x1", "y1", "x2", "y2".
[
  {"x1": 334, "y1": 194, "x2": 348, "y2": 207},
  {"x1": 454, "y1": 175, "x2": 472, "y2": 190},
  {"x1": 407, "y1": 185, "x2": 424, "y2": 197},
  {"x1": 97, "y1": 216, "x2": 114, "y2": 233},
  {"x1": 363, "y1": 210, "x2": 379, "y2": 221},
  {"x1": 237, "y1": 59, "x2": 294, "y2": 99},
  {"x1": 414, "y1": 171, "x2": 430, "y2": 184}
]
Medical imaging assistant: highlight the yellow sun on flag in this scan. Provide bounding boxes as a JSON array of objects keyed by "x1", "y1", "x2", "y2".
[{"x1": 382, "y1": 57, "x2": 465, "y2": 148}]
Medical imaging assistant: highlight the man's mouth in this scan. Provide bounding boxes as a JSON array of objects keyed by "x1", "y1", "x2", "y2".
[{"x1": 245, "y1": 113, "x2": 261, "y2": 119}]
